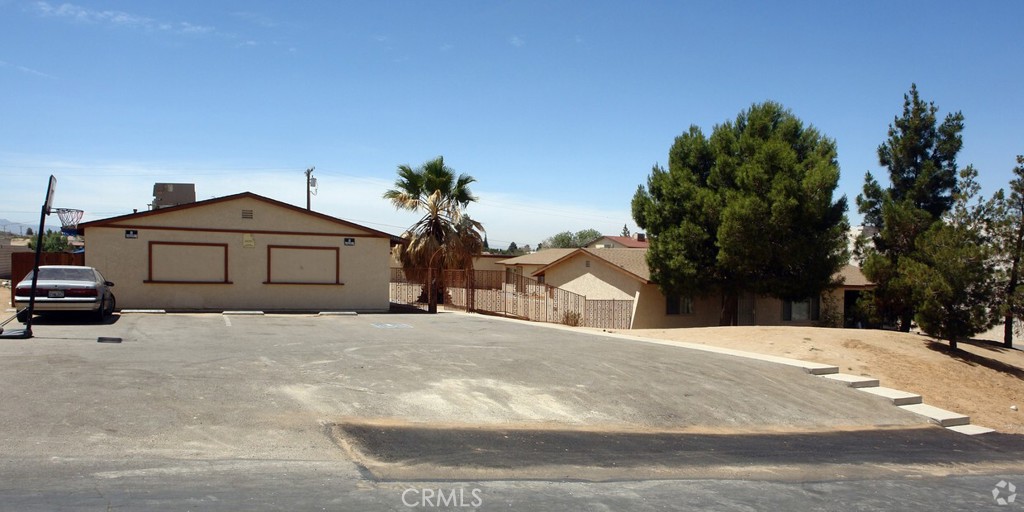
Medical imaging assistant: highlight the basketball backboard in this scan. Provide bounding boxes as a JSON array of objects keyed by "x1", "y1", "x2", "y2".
[{"x1": 44, "y1": 175, "x2": 56, "y2": 215}]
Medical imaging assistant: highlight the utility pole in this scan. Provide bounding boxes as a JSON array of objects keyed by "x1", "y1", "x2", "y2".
[{"x1": 305, "y1": 166, "x2": 316, "y2": 210}]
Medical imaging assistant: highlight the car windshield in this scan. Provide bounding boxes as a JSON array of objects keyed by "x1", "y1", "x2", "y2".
[{"x1": 25, "y1": 268, "x2": 95, "y2": 282}]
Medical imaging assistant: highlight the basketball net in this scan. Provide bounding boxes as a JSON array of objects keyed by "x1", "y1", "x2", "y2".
[{"x1": 55, "y1": 208, "x2": 84, "y2": 236}]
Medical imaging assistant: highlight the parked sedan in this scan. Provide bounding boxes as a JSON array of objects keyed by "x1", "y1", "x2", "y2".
[{"x1": 14, "y1": 266, "x2": 116, "y2": 322}]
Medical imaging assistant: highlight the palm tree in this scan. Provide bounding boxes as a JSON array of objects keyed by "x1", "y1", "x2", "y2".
[{"x1": 384, "y1": 156, "x2": 484, "y2": 312}]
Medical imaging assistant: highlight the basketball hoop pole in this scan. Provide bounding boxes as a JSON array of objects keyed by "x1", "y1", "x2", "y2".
[{"x1": 21, "y1": 176, "x2": 59, "y2": 337}]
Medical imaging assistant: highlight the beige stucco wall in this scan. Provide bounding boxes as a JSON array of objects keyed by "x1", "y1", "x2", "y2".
[
  {"x1": 472, "y1": 255, "x2": 508, "y2": 272},
  {"x1": 508, "y1": 264, "x2": 546, "y2": 279},
  {"x1": 631, "y1": 284, "x2": 722, "y2": 329},
  {"x1": 747, "y1": 289, "x2": 847, "y2": 327},
  {"x1": 84, "y1": 197, "x2": 391, "y2": 312},
  {"x1": 632, "y1": 286, "x2": 850, "y2": 329},
  {"x1": 540, "y1": 252, "x2": 640, "y2": 300}
]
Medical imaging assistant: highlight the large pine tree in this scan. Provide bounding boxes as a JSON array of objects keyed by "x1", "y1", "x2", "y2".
[
  {"x1": 994, "y1": 155, "x2": 1024, "y2": 348},
  {"x1": 632, "y1": 101, "x2": 849, "y2": 325},
  {"x1": 856, "y1": 84, "x2": 965, "y2": 331}
]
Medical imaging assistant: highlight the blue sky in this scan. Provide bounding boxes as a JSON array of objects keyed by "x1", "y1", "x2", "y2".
[{"x1": 1, "y1": 1, "x2": 1022, "y2": 248}]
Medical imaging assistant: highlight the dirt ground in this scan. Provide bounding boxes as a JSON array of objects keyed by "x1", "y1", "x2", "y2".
[{"x1": 621, "y1": 325, "x2": 1024, "y2": 434}]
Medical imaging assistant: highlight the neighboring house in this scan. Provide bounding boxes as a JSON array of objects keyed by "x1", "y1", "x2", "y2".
[
  {"x1": 834, "y1": 263, "x2": 875, "y2": 328},
  {"x1": 584, "y1": 233, "x2": 649, "y2": 249},
  {"x1": 78, "y1": 192, "x2": 398, "y2": 312},
  {"x1": 497, "y1": 248, "x2": 576, "y2": 283},
  {"x1": 525, "y1": 247, "x2": 872, "y2": 329},
  {"x1": 472, "y1": 253, "x2": 510, "y2": 272},
  {"x1": 0, "y1": 238, "x2": 33, "y2": 279},
  {"x1": 388, "y1": 251, "x2": 509, "y2": 272}
]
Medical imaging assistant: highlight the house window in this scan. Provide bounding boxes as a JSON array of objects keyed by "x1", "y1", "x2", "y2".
[
  {"x1": 538, "y1": 275, "x2": 545, "y2": 284},
  {"x1": 666, "y1": 294, "x2": 693, "y2": 315},
  {"x1": 783, "y1": 297, "x2": 820, "y2": 322}
]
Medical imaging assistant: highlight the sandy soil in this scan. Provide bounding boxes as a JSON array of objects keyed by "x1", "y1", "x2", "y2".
[{"x1": 621, "y1": 325, "x2": 1024, "y2": 434}]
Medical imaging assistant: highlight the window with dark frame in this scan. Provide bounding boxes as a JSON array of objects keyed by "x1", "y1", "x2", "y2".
[
  {"x1": 666, "y1": 294, "x2": 693, "y2": 315},
  {"x1": 783, "y1": 296, "x2": 820, "y2": 322}
]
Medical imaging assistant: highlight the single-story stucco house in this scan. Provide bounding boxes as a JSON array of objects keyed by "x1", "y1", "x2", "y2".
[
  {"x1": 78, "y1": 192, "x2": 398, "y2": 312},
  {"x1": 509, "y1": 247, "x2": 871, "y2": 329}
]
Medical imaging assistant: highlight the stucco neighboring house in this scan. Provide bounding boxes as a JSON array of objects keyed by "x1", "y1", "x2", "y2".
[
  {"x1": 0, "y1": 238, "x2": 33, "y2": 279},
  {"x1": 388, "y1": 251, "x2": 509, "y2": 273},
  {"x1": 472, "y1": 253, "x2": 511, "y2": 272},
  {"x1": 584, "y1": 233, "x2": 649, "y2": 249},
  {"x1": 528, "y1": 248, "x2": 873, "y2": 329},
  {"x1": 833, "y1": 263, "x2": 875, "y2": 327},
  {"x1": 497, "y1": 248, "x2": 576, "y2": 283},
  {"x1": 78, "y1": 192, "x2": 398, "y2": 312}
]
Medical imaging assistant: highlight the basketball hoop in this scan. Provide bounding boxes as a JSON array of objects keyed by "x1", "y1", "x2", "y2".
[{"x1": 55, "y1": 208, "x2": 84, "y2": 236}]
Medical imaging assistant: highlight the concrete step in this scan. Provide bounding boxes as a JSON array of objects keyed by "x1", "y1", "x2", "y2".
[
  {"x1": 859, "y1": 386, "x2": 923, "y2": 406},
  {"x1": 899, "y1": 403, "x2": 970, "y2": 427},
  {"x1": 819, "y1": 373, "x2": 880, "y2": 388},
  {"x1": 946, "y1": 424, "x2": 995, "y2": 435}
]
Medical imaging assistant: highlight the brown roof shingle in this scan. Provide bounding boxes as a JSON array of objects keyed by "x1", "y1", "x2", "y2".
[
  {"x1": 582, "y1": 248, "x2": 650, "y2": 281},
  {"x1": 836, "y1": 264, "x2": 873, "y2": 288}
]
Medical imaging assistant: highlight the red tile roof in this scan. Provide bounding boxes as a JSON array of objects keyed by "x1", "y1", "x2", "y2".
[{"x1": 597, "y1": 236, "x2": 649, "y2": 248}]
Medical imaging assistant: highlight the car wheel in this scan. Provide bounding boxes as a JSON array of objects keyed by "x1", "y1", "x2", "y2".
[
  {"x1": 95, "y1": 298, "x2": 108, "y2": 322},
  {"x1": 108, "y1": 294, "x2": 116, "y2": 316}
]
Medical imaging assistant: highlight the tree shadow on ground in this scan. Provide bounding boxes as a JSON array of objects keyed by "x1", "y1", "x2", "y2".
[
  {"x1": 959, "y1": 336, "x2": 1018, "y2": 354},
  {"x1": 388, "y1": 302, "x2": 430, "y2": 314},
  {"x1": 926, "y1": 341, "x2": 1024, "y2": 382}
]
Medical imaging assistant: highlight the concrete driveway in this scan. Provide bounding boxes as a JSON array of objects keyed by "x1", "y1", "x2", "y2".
[{"x1": 1, "y1": 311, "x2": 1022, "y2": 510}]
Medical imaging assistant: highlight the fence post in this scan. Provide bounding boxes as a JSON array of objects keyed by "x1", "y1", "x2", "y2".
[{"x1": 468, "y1": 269, "x2": 475, "y2": 312}]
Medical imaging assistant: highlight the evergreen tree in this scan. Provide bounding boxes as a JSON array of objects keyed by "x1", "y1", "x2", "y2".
[
  {"x1": 905, "y1": 167, "x2": 998, "y2": 349},
  {"x1": 857, "y1": 84, "x2": 965, "y2": 331},
  {"x1": 633, "y1": 101, "x2": 849, "y2": 325},
  {"x1": 993, "y1": 155, "x2": 1024, "y2": 348}
]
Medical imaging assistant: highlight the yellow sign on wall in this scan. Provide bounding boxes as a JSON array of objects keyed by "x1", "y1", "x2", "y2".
[{"x1": 243, "y1": 233, "x2": 255, "y2": 249}]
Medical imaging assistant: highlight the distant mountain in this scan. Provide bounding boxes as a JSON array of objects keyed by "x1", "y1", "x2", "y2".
[{"x1": 0, "y1": 219, "x2": 39, "y2": 236}]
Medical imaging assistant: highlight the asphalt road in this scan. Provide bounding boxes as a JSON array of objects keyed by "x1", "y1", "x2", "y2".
[{"x1": 1, "y1": 311, "x2": 1022, "y2": 511}]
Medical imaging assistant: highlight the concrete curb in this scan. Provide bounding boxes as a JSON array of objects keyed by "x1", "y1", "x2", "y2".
[{"x1": 448, "y1": 311, "x2": 994, "y2": 436}]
